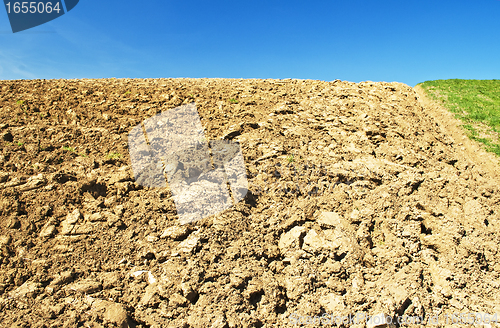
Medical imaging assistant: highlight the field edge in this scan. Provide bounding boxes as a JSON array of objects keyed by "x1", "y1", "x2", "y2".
[{"x1": 414, "y1": 84, "x2": 500, "y2": 181}]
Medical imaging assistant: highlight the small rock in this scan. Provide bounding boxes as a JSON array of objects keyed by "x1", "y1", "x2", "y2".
[
  {"x1": 178, "y1": 231, "x2": 200, "y2": 253},
  {"x1": 72, "y1": 224, "x2": 93, "y2": 235},
  {"x1": 318, "y1": 211, "x2": 342, "y2": 227},
  {"x1": 44, "y1": 184, "x2": 55, "y2": 190},
  {"x1": 104, "y1": 196, "x2": 117, "y2": 207},
  {"x1": 67, "y1": 209, "x2": 82, "y2": 224},
  {"x1": 60, "y1": 209, "x2": 82, "y2": 235},
  {"x1": 303, "y1": 229, "x2": 327, "y2": 251},
  {"x1": 67, "y1": 279, "x2": 102, "y2": 294},
  {"x1": 17, "y1": 247, "x2": 27, "y2": 258},
  {"x1": 9, "y1": 281, "x2": 41, "y2": 299},
  {"x1": 89, "y1": 298, "x2": 129, "y2": 328},
  {"x1": 160, "y1": 225, "x2": 191, "y2": 240},
  {"x1": 388, "y1": 284, "x2": 410, "y2": 314},
  {"x1": 278, "y1": 226, "x2": 306, "y2": 251},
  {"x1": 104, "y1": 211, "x2": 121, "y2": 227},
  {"x1": 0, "y1": 235, "x2": 12, "y2": 248},
  {"x1": 169, "y1": 293, "x2": 188, "y2": 307},
  {"x1": 34, "y1": 205, "x2": 52, "y2": 218},
  {"x1": 50, "y1": 304, "x2": 64, "y2": 317},
  {"x1": 118, "y1": 258, "x2": 128, "y2": 265},
  {"x1": 319, "y1": 294, "x2": 345, "y2": 314},
  {"x1": 51, "y1": 271, "x2": 74, "y2": 286},
  {"x1": 154, "y1": 250, "x2": 168, "y2": 263},
  {"x1": 130, "y1": 270, "x2": 157, "y2": 284},
  {"x1": 100, "y1": 272, "x2": 122, "y2": 289},
  {"x1": 88, "y1": 212, "x2": 105, "y2": 222},
  {"x1": 140, "y1": 284, "x2": 159, "y2": 307},
  {"x1": 350, "y1": 208, "x2": 361, "y2": 222},
  {"x1": 108, "y1": 169, "x2": 131, "y2": 185},
  {"x1": 18, "y1": 173, "x2": 46, "y2": 191},
  {"x1": 145, "y1": 235, "x2": 158, "y2": 242},
  {"x1": 39, "y1": 224, "x2": 56, "y2": 238},
  {"x1": 103, "y1": 303, "x2": 129, "y2": 328},
  {"x1": 52, "y1": 244, "x2": 74, "y2": 253}
]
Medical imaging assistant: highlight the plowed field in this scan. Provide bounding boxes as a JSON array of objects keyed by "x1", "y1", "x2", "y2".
[{"x1": 0, "y1": 78, "x2": 499, "y2": 327}]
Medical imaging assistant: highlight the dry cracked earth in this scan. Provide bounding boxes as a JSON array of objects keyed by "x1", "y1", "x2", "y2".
[{"x1": 0, "y1": 78, "x2": 499, "y2": 328}]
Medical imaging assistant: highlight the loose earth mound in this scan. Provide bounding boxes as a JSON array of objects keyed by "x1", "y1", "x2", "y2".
[{"x1": 0, "y1": 78, "x2": 499, "y2": 328}]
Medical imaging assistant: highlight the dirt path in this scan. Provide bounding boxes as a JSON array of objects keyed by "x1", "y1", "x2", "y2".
[{"x1": 0, "y1": 79, "x2": 499, "y2": 327}]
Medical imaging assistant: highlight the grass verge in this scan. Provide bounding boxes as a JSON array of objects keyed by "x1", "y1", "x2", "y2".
[{"x1": 417, "y1": 79, "x2": 500, "y2": 156}]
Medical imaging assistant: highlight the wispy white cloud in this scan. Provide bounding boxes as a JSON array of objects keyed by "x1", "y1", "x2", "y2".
[
  {"x1": 0, "y1": 49, "x2": 38, "y2": 80},
  {"x1": 0, "y1": 10, "x2": 154, "y2": 80}
]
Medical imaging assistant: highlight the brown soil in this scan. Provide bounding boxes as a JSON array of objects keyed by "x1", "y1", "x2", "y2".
[{"x1": 0, "y1": 78, "x2": 499, "y2": 328}]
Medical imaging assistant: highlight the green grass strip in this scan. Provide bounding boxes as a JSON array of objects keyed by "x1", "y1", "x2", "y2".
[{"x1": 417, "y1": 79, "x2": 500, "y2": 156}]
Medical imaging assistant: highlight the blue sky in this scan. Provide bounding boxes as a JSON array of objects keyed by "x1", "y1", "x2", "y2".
[{"x1": 1, "y1": 0, "x2": 499, "y2": 86}]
